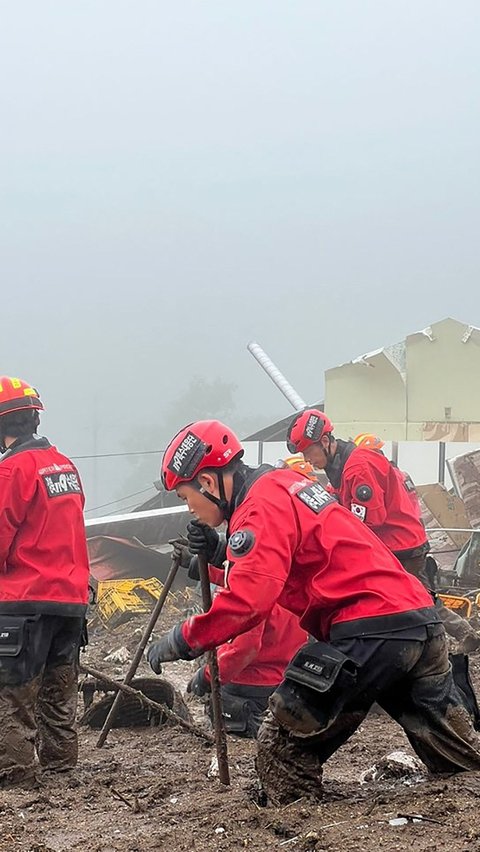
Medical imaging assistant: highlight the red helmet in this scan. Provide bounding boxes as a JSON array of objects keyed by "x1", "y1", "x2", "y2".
[
  {"x1": 0, "y1": 376, "x2": 43, "y2": 417},
  {"x1": 286, "y1": 409, "x2": 333, "y2": 454},
  {"x1": 161, "y1": 420, "x2": 244, "y2": 491}
]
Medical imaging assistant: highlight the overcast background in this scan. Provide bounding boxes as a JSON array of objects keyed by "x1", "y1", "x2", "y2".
[{"x1": 1, "y1": 1, "x2": 479, "y2": 513}]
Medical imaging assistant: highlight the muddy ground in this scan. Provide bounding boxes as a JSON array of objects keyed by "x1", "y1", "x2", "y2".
[{"x1": 2, "y1": 602, "x2": 480, "y2": 852}]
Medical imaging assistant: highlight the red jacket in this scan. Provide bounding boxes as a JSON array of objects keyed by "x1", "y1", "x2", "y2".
[
  {"x1": 206, "y1": 601, "x2": 308, "y2": 687},
  {"x1": 204, "y1": 565, "x2": 308, "y2": 687},
  {"x1": 0, "y1": 436, "x2": 89, "y2": 615},
  {"x1": 182, "y1": 468, "x2": 436, "y2": 655},
  {"x1": 337, "y1": 448, "x2": 427, "y2": 554}
]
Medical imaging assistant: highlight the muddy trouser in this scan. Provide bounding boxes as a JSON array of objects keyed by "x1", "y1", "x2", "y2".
[
  {"x1": 395, "y1": 542, "x2": 434, "y2": 589},
  {"x1": 397, "y1": 547, "x2": 480, "y2": 704},
  {"x1": 257, "y1": 624, "x2": 480, "y2": 804},
  {"x1": 208, "y1": 683, "x2": 275, "y2": 738},
  {"x1": 0, "y1": 613, "x2": 84, "y2": 785}
]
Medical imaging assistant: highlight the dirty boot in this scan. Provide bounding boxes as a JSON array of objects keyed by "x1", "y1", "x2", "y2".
[
  {"x1": 36, "y1": 662, "x2": 79, "y2": 771},
  {"x1": 256, "y1": 712, "x2": 324, "y2": 805},
  {"x1": 0, "y1": 677, "x2": 41, "y2": 787}
]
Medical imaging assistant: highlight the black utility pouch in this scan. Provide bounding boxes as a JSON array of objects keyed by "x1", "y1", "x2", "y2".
[
  {"x1": 207, "y1": 693, "x2": 249, "y2": 734},
  {"x1": 285, "y1": 641, "x2": 357, "y2": 694},
  {"x1": 450, "y1": 653, "x2": 480, "y2": 731},
  {"x1": 0, "y1": 616, "x2": 27, "y2": 657}
]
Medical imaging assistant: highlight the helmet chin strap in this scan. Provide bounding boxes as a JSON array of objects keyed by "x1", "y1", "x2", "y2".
[
  {"x1": 196, "y1": 471, "x2": 230, "y2": 517},
  {"x1": 322, "y1": 435, "x2": 334, "y2": 461}
]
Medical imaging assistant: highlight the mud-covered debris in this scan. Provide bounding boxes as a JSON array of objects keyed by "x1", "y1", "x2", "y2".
[
  {"x1": 103, "y1": 646, "x2": 131, "y2": 664},
  {"x1": 79, "y1": 676, "x2": 190, "y2": 729},
  {"x1": 207, "y1": 756, "x2": 219, "y2": 778},
  {"x1": 389, "y1": 815, "x2": 423, "y2": 826},
  {"x1": 360, "y1": 750, "x2": 425, "y2": 784}
]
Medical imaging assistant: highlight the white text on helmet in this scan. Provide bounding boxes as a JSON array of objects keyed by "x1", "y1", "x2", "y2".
[
  {"x1": 171, "y1": 433, "x2": 201, "y2": 473},
  {"x1": 305, "y1": 414, "x2": 320, "y2": 439}
]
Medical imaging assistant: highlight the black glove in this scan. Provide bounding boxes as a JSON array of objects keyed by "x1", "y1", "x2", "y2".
[
  {"x1": 187, "y1": 520, "x2": 220, "y2": 560},
  {"x1": 187, "y1": 666, "x2": 211, "y2": 697},
  {"x1": 459, "y1": 633, "x2": 480, "y2": 655},
  {"x1": 170, "y1": 539, "x2": 194, "y2": 570},
  {"x1": 147, "y1": 623, "x2": 197, "y2": 673}
]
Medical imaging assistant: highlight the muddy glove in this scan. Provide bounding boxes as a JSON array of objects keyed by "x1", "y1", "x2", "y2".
[
  {"x1": 147, "y1": 623, "x2": 198, "y2": 673},
  {"x1": 170, "y1": 539, "x2": 194, "y2": 570},
  {"x1": 458, "y1": 632, "x2": 480, "y2": 655},
  {"x1": 187, "y1": 521, "x2": 227, "y2": 567},
  {"x1": 169, "y1": 539, "x2": 201, "y2": 581},
  {"x1": 187, "y1": 665, "x2": 211, "y2": 697}
]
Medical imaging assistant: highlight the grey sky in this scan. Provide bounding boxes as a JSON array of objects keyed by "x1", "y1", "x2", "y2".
[{"x1": 1, "y1": 1, "x2": 479, "y2": 511}]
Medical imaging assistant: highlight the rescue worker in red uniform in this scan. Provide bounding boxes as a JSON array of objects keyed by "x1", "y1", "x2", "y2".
[
  {"x1": 352, "y1": 433, "x2": 480, "y2": 659},
  {"x1": 147, "y1": 420, "x2": 480, "y2": 803},
  {"x1": 172, "y1": 534, "x2": 308, "y2": 736},
  {"x1": 287, "y1": 413, "x2": 480, "y2": 712},
  {"x1": 286, "y1": 410, "x2": 429, "y2": 575},
  {"x1": 0, "y1": 377, "x2": 89, "y2": 787}
]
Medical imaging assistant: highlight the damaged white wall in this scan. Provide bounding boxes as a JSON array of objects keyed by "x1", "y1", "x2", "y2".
[
  {"x1": 243, "y1": 440, "x2": 480, "y2": 492},
  {"x1": 323, "y1": 318, "x2": 480, "y2": 441}
]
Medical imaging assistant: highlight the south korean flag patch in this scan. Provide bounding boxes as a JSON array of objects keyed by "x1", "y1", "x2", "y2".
[
  {"x1": 296, "y1": 483, "x2": 334, "y2": 514},
  {"x1": 351, "y1": 503, "x2": 367, "y2": 522}
]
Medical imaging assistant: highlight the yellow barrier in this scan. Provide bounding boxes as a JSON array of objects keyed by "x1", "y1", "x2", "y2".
[{"x1": 438, "y1": 594, "x2": 472, "y2": 619}]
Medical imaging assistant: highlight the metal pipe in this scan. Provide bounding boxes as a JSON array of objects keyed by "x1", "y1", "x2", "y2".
[
  {"x1": 257, "y1": 440, "x2": 264, "y2": 466},
  {"x1": 391, "y1": 441, "x2": 399, "y2": 466},
  {"x1": 438, "y1": 442, "x2": 446, "y2": 485},
  {"x1": 247, "y1": 342, "x2": 307, "y2": 412}
]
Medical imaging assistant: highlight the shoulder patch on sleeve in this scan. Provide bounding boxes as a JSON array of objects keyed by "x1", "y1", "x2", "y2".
[
  {"x1": 351, "y1": 503, "x2": 367, "y2": 521},
  {"x1": 42, "y1": 471, "x2": 83, "y2": 498},
  {"x1": 228, "y1": 529, "x2": 255, "y2": 557},
  {"x1": 295, "y1": 483, "x2": 335, "y2": 514},
  {"x1": 355, "y1": 484, "x2": 373, "y2": 502}
]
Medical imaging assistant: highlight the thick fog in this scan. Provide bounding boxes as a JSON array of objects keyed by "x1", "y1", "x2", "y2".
[{"x1": 1, "y1": 1, "x2": 479, "y2": 513}]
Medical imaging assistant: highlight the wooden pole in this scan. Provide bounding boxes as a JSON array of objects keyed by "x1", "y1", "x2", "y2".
[
  {"x1": 197, "y1": 552, "x2": 230, "y2": 785},
  {"x1": 96, "y1": 554, "x2": 181, "y2": 748}
]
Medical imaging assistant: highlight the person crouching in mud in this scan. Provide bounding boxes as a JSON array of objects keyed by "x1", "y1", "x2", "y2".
[
  {"x1": 170, "y1": 530, "x2": 308, "y2": 738},
  {"x1": 147, "y1": 419, "x2": 480, "y2": 804}
]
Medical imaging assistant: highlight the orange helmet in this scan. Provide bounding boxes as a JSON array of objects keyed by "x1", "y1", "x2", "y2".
[
  {"x1": 277, "y1": 455, "x2": 318, "y2": 481},
  {"x1": 0, "y1": 377, "x2": 43, "y2": 417},
  {"x1": 354, "y1": 433, "x2": 384, "y2": 451}
]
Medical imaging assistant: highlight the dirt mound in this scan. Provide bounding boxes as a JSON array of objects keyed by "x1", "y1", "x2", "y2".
[{"x1": 3, "y1": 608, "x2": 480, "y2": 850}]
